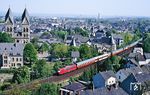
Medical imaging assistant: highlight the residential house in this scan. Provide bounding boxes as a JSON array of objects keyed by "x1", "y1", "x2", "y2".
[
  {"x1": 60, "y1": 82, "x2": 86, "y2": 95},
  {"x1": 121, "y1": 73, "x2": 150, "y2": 95},
  {"x1": 116, "y1": 67, "x2": 143, "y2": 82},
  {"x1": 0, "y1": 43, "x2": 24, "y2": 68},
  {"x1": 93, "y1": 71, "x2": 118, "y2": 89},
  {"x1": 80, "y1": 86, "x2": 128, "y2": 95}
]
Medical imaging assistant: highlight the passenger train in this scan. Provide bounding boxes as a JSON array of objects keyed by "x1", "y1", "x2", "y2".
[{"x1": 58, "y1": 39, "x2": 142, "y2": 75}]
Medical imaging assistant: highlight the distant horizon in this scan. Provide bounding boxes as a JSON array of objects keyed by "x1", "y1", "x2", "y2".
[
  {"x1": 0, "y1": 0, "x2": 150, "y2": 18},
  {"x1": 1, "y1": 11, "x2": 150, "y2": 19}
]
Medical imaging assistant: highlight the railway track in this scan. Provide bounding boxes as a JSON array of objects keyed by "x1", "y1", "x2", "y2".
[{"x1": 4, "y1": 39, "x2": 141, "y2": 93}]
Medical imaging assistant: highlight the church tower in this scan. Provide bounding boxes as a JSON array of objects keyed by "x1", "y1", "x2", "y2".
[
  {"x1": 21, "y1": 8, "x2": 30, "y2": 43},
  {"x1": 111, "y1": 35, "x2": 116, "y2": 51},
  {"x1": 5, "y1": 8, "x2": 14, "y2": 36}
]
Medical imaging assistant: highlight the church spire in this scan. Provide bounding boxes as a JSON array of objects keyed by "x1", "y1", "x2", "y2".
[
  {"x1": 70, "y1": 36, "x2": 77, "y2": 47},
  {"x1": 21, "y1": 8, "x2": 30, "y2": 25},
  {"x1": 111, "y1": 34, "x2": 116, "y2": 51},
  {"x1": 5, "y1": 7, "x2": 14, "y2": 25}
]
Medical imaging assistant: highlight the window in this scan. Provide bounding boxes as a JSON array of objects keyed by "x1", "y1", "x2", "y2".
[
  {"x1": 119, "y1": 76, "x2": 121, "y2": 79},
  {"x1": 4, "y1": 60, "x2": 7, "y2": 64},
  {"x1": 12, "y1": 58, "x2": 14, "y2": 62},
  {"x1": 23, "y1": 28, "x2": 26, "y2": 32},
  {"x1": 26, "y1": 28, "x2": 28, "y2": 32},
  {"x1": 16, "y1": 58, "x2": 18, "y2": 62},
  {"x1": 20, "y1": 58, "x2": 22, "y2": 61},
  {"x1": 10, "y1": 27, "x2": 12, "y2": 32},
  {"x1": 4, "y1": 56, "x2": 7, "y2": 59},
  {"x1": 7, "y1": 27, "x2": 9, "y2": 32}
]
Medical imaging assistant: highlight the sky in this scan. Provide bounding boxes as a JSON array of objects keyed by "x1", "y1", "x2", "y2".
[{"x1": 0, "y1": 0, "x2": 150, "y2": 17}]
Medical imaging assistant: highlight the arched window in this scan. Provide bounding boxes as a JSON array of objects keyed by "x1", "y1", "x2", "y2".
[
  {"x1": 7, "y1": 27, "x2": 9, "y2": 32},
  {"x1": 26, "y1": 28, "x2": 28, "y2": 32},
  {"x1": 23, "y1": 28, "x2": 26, "y2": 32},
  {"x1": 10, "y1": 27, "x2": 12, "y2": 32}
]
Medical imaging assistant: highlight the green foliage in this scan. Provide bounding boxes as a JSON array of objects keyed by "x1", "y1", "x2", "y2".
[
  {"x1": 8, "y1": 88, "x2": 31, "y2": 95},
  {"x1": 23, "y1": 43, "x2": 38, "y2": 66},
  {"x1": 106, "y1": 31, "x2": 111, "y2": 37},
  {"x1": 143, "y1": 33, "x2": 150, "y2": 52},
  {"x1": 53, "y1": 61, "x2": 63, "y2": 73},
  {"x1": 74, "y1": 27, "x2": 89, "y2": 37},
  {"x1": 123, "y1": 32, "x2": 133, "y2": 45},
  {"x1": 0, "y1": 69, "x2": 14, "y2": 74},
  {"x1": 31, "y1": 37, "x2": 39, "y2": 50},
  {"x1": 39, "y1": 42, "x2": 49, "y2": 52},
  {"x1": 0, "y1": 32, "x2": 14, "y2": 43},
  {"x1": 51, "y1": 44, "x2": 69, "y2": 58},
  {"x1": 51, "y1": 30, "x2": 67, "y2": 40},
  {"x1": 35, "y1": 83, "x2": 59, "y2": 95},
  {"x1": 32, "y1": 59, "x2": 52, "y2": 79},
  {"x1": 12, "y1": 66, "x2": 30, "y2": 84},
  {"x1": 79, "y1": 44, "x2": 98, "y2": 59},
  {"x1": 80, "y1": 67, "x2": 97, "y2": 82},
  {"x1": 102, "y1": 56, "x2": 122, "y2": 72},
  {"x1": 0, "y1": 82, "x2": 12, "y2": 91},
  {"x1": 111, "y1": 56, "x2": 121, "y2": 72},
  {"x1": 69, "y1": 46, "x2": 78, "y2": 51}
]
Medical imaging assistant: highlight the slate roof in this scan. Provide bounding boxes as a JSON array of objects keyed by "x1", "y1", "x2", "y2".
[
  {"x1": 112, "y1": 34, "x2": 123, "y2": 40},
  {"x1": 117, "y1": 67, "x2": 143, "y2": 77},
  {"x1": 80, "y1": 87, "x2": 128, "y2": 95},
  {"x1": 100, "y1": 71, "x2": 117, "y2": 80},
  {"x1": 141, "y1": 65, "x2": 150, "y2": 73},
  {"x1": 62, "y1": 82, "x2": 86, "y2": 92},
  {"x1": 96, "y1": 37, "x2": 111, "y2": 45},
  {"x1": 5, "y1": 8, "x2": 14, "y2": 24},
  {"x1": 134, "y1": 73, "x2": 150, "y2": 83},
  {"x1": 144, "y1": 53, "x2": 150, "y2": 60},
  {"x1": 0, "y1": 43, "x2": 24, "y2": 56},
  {"x1": 135, "y1": 54, "x2": 145, "y2": 61},
  {"x1": 128, "y1": 53, "x2": 146, "y2": 61},
  {"x1": 22, "y1": 8, "x2": 30, "y2": 25},
  {"x1": 129, "y1": 58, "x2": 139, "y2": 66}
]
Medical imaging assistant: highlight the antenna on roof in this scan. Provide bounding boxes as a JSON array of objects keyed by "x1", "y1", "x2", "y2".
[{"x1": 9, "y1": 4, "x2": 10, "y2": 8}]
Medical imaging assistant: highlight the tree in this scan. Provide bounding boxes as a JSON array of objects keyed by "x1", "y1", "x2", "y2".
[
  {"x1": 123, "y1": 32, "x2": 133, "y2": 45},
  {"x1": 106, "y1": 31, "x2": 111, "y2": 37},
  {"x1": 56, "y1": 30, "x2": 67, "y2": 40},
  {"x1": 23, "y1": 43, "x2": 38, "y2": 66},
  {"x1": 12, "y1": 66, "x2": 30, "y2": 84},
  {"x1": 79, "y1": 44, "x2": 93, "y2": 59},
  {"x1": 52, "y1": 44, "x2": 69, "y2": 58},
  {"x1": 39, "y1": 42, "x2": 49, "y2": 53},
  {"x1": 31, "y1": 37, "x2": 39, "y2": 50},
  {"x1": 143, "y1": 33, "x2": 150, "y2": 52},
  {"x1": 7, "y1": 86, "x2": 31, "y2": 95},
  {"x1": 37, "y1": 83, "x2": 58, "y2": 95},
  {"x1": 74, "y1": 27, "x2": 89, "y2": 37},
  {"x1": 111, "y1": 56, "x2": 121, "y2": 72},
  {"x1": 0, "y1": 32, "x2": 14, "y2": 43},
  {"x1": 32, "y1": 59, "x2": 52, "y2": 79},
  {"x1": 53, "y1": 61, "x2": 63, "y2": 73}
]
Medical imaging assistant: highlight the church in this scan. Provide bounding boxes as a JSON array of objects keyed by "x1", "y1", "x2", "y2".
[{"x1": 5, "y1": 7, "x2": 30, "y2": 44}]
